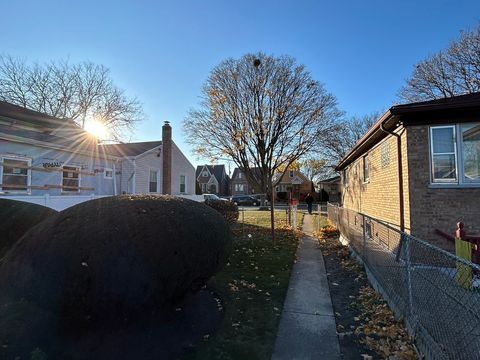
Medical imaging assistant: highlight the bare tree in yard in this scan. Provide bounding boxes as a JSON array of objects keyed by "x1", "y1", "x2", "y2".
[
  {"x1": 0, "y1": 55, "x2": 143, "y2": 140},
  {"x1": 399, "y1": 26, "x2": 480, "y2": 102},
  {"x1": 183, "y1": 52, "x2": 341, "y2": 241}
]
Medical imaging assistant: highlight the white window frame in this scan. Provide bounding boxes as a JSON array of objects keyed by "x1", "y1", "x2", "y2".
[
  {"x1": 429, "y1": 124, "x2": 480, "y2": 186},
  {"x1": 149, "y1": 168, "x2": 160, "y2": 193},
  {"x1": 0, "y1": 155, "x2": 31, "y2": 194},
  {"x1": 238, "y1": 172, "x2": 242, "y2": 179},
  {"x1": 62, "y1": 165, "x2": 81, "y2": 193},
  {"x1": 104, "y1": 167, "x2": 114, "y2": 179},
  {"x1": 430, "y1": 125, "x2": 457, "y2": 184},
  {"x1": 180, "y1": 174, "x2": 186, "y2": 193},
  {"x1": 235, "y1": 183, "x2": 245, "y2": 192}
]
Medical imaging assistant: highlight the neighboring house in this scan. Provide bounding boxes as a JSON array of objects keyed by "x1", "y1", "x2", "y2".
[
  {"x1": 230, "y1": 167, "x2": 262, "y2": 195},
  {"x1": 336, "y1": 92, "x2": 480, "y2": 250},
  {"x1": 316, "y1": 175, "x2": 341, "y2": 203},
  {"x1": 273, "y1": 170, "x2": 311, "y2": 201},
  {"x1": 195, "y1": 164, "x2": 230, "y2": 196},
  {"x1": 0, "y1": 101, "x2": 195, "y2": 210}
]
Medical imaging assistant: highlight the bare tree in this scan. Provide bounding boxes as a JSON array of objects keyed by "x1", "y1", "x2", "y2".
[
  {"x1": 183, "y1": 52, "x2": 342, "y2": 241},
  {"x1": 399, "y1": 26, "x2": 480, "y2": 102},
  {"x1": 0, "y1": 55, "x2": 143, "y2": 140},
  {"x1": 300, "y1": 158, "x2": 326, "y2": 184},
  {"x1": 317, "y1": 112, "x2": 378, "y2": 176}
]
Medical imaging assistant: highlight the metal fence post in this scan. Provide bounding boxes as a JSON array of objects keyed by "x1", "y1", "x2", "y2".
[
  {"x1": 404, "y1": 234, "x2": 414, "y2": 317},
  {"x1": 362, "y1": 214, "x2": 367, "y2": 260},
  {"x1": 317, "y1": 204, "x2": 320, "y2": 232}
]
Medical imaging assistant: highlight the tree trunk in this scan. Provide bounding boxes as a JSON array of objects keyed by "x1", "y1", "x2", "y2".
[{"x1": 270, "y1": 185, "x2": 276, "y2": 244}]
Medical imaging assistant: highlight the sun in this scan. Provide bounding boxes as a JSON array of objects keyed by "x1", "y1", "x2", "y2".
[{"x1": 85, "y1": 120, "x2": 108, "y2": 140}]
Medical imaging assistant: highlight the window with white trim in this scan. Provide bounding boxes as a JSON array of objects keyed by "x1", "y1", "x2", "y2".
[
  {"x1": 104, "y1": 168, "x2": 113, "y2": 179},
  {"x1": 202, "y1": 183, "x2": 207, "y2": 192},
  {"x1": 1, "y1": 157, "x2": 30, "y2": 192},
  {"x1": 149, "y1": 169, "x2": 159, "y2": 192},
  {"x1": 62, "y1": 165, "x2": 80, "y2": 192},
  {"x1": 235, "y1": 183, "x2": 245, "y2": 192},
  {"x1": 180, "y1": 175, "x2": 186, "y2": 193},
  {"x1": 202, "y1": 171, "x2": 208, "y2": 177},
  {"x1": 430, "y1": 124, "x2": 480, "y2": 184}
]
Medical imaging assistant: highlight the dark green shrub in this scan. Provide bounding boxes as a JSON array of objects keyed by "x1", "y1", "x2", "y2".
[
  {"x1": 0, "y1": 199, "x2": 57, "y2": 259},
  {"x1": 0, "y1": 195, "x2": 231, "y2": 336},
  {"x1": 205, "y1": 199, "x2": 239, "y2": 224}
]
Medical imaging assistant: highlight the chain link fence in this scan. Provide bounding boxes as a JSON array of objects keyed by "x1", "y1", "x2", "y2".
[{"x1": 327, "y1": 203, "x2": 480, "y2": 360}]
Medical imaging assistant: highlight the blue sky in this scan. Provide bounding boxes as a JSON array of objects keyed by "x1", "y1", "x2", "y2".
[{"x1": 1, "y1": 0, "x2": 479, "y2": 169}]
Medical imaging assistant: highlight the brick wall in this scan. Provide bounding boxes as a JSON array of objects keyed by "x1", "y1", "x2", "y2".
[
  {"x1": 406, "y1": 125, "x2": 480, "y2": 250},
  {"x1": 342, "y1": 127, "x2": 410, "y2": 232}
]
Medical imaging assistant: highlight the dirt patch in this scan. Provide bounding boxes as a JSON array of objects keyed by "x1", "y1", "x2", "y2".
[{"x1": 316, "y1": 229, "x2": 417, "y2": 359}]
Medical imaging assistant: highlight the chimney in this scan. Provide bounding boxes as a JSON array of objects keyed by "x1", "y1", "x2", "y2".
[{"x1": 162, "y1": 121, "x2": 172, "y2": 194}]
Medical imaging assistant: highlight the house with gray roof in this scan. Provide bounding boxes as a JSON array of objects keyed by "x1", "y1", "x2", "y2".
[
  {"x1": 0, "y1": 101, "x2": 195, "y2": 210},
  {"x1": 195, "y1": 164, "x2": 230, "y2": 196}
]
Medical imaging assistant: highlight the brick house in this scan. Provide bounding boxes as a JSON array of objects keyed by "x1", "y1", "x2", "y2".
[
  {"x1": 195, "y1": 164, "x2": 230, "y2": 196},
  {"x1": 230, "y1": 167, "x2": 263, "y2": 195},
  {"x1": 273, "y1": 170, "x2": 311, "y2": 202},
  {"x1": 336, "y1": 93, "x2": 480, "y2": 250}
]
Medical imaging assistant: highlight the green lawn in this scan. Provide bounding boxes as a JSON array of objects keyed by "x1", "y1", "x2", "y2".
[{"x1": 184, "y1": 210, "x2": 302, "y2": 360}]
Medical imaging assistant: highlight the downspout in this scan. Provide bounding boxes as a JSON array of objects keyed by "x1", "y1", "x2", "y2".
[
  {"x1": 132, "y1": 159, "x2": 136, "y2": 194},
  {"x1": 127, "y1": 159, "x2": 135, "y2": 194},
  {"x1": 113, "y1": 162, "x2": 117, "y2": 196},
  {"x1": 380, "y1": 120, "x2": 405, "y2": 233}
]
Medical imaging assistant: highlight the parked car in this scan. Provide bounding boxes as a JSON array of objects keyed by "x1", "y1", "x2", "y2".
[
  {"x1": 230, "y1": 195, "x2": 259, "y2": 206},
  {"x1": 202, "y1": 194, "x2": 228, "y2": 202}
]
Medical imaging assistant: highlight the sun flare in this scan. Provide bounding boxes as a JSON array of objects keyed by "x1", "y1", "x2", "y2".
[{"x1": 85, "y1": 120, "x2": 108, "y2": 140}]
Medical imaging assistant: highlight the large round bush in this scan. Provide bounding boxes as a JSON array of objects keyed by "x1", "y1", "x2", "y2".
[
  {"x1": 0, "y1": 195, "x2": 231, "y2": 328},
  {"x1": 205, "y1": 199, "x2": 239, "y2": 224},
  {"x1": 0, "y1": 199, "x2": 56, "y2": 259}
]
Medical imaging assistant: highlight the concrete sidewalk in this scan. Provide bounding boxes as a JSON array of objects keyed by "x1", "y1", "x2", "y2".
[{"x1": 272, "y1": 214, "x2": 340, "y2": 360}]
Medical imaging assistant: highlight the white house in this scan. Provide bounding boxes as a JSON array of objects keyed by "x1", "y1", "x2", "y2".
[{"x1": 0, "y1": 101, "x2": 195, "y2": 210}]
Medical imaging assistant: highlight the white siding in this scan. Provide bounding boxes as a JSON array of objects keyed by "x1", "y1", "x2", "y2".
[
  {"x1": 171, "y1": 142, "x2": 195, "y2": 195},
  {"x1": 119, "y1": 158, "x2": 135, "y2": 194},
  {"x1": 134, "y1": 150, "x2": 163, "y2": 194}
]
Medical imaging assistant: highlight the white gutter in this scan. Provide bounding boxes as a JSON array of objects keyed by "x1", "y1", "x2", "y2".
[{"x1": 0, "y1": 133, "x2": 120, "y2": 161}]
